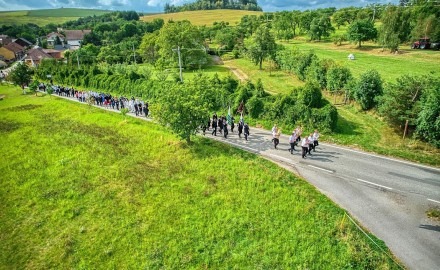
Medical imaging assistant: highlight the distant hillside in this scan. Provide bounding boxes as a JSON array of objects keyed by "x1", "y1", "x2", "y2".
[
  {"x1": 0, "y1": 8, "x2": 112, "y2": 26},
  {"x1": 141, "y1": 9, "x2": 263, "y2": 26},
  {"x1": 164, "y1": 0, "x2": 262, "y2": 13}
]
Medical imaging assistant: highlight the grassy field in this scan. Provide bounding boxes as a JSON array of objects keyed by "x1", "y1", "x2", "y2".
[
  {"x1": 0, "y1": 8, "x2": 111, "y2": 26},
  {"x1": 0, "y1": 85, "x2": 399, "y2": 269},
  {"x1": 141, "y1": 9, "x2": 263, "y2": 26},
  {"x1": 280, "y1": 40, "x2": 440, "y2": 82}
]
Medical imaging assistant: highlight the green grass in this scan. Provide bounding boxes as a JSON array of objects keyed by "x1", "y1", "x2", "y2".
[
  {"x1": 0, "y1": 8, "x2": 111, "y2": 26},
  {"x1": 0, "y1": 85, "x2": 399, "y2": 269},
  {"x1": 225, "y1": 58, "x2": 305, "y2": 95},
  {"x1": 141, "y1": 9, "x2": 263, "y2": 26},
  {"x1": 280, "y1": 40, "x2": 440, "y2": 82}
]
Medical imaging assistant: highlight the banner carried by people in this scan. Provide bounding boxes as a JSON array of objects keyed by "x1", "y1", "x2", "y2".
[{"x1": 227, "y1": 106, "x2": 232, "y2": 125}]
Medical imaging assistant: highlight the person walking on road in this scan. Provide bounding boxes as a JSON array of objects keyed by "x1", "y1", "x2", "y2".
[
  {"x1": 223, "y1": 122, "x2": 228, "y2": 138},
  {"x1": 301, "y1": 136, "x2": 308, "y2": 158},
  {"x1": 313, "y1": 129, "x2": 320, "y2": 152},
  {"x1": 238, "y1": 121, "x2": 243, "y2": 138},
  {"x1": 289, "y1": 131, "x2": 297, "y2": 153},
  {"x1": 308, "y1": 133, "x2": 314, "y2": 155},
  {"x1": 211, "y1": 118, "x2": 217, "y2": 136},
  {"x1": 244, "y1": 123, "x2": 250, "y2": 141},
  {"x1": 274, "y1": 129, "x2": 281, "y2": 149}
]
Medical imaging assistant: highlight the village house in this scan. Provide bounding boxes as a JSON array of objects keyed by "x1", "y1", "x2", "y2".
[
  {"x1": 24, "y1": 47, "x2": 53, "y2": 67},
  {"x1": 13, "y1": 37, "x2": 33, "y2": 48},
  {"x1": 0, "y1": 42, "x2": 24, "y2": 62},
  {"x1": 46, "y1": 32, "x2": 65, "y2": 48},
  {"x1": 64, "y1": 30, "x2": 91, "y2": 50}
]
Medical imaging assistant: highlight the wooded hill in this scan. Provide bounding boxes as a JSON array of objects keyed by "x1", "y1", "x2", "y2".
[{"x1": 164, "y1": 0, "x2": 262, "y2": 13}]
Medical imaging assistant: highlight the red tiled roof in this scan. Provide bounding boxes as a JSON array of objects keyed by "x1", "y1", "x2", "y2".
[
  {"x1": 4, "y1": 42, "x2": 24, "y2": 53},
  {"x1": 26, "y1": 47, "x2": 53, "y2": 60}
]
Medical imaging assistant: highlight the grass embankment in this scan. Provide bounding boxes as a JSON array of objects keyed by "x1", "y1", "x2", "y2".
[
  {"x1": 141, "y1": 9, "x2": 263, "y2": 26},
  {"x1": 0, "y1": 85, "x2": 399, "y2": 269},
  {"x1": 0, "y1": 8, "x2": 111, "y2": 26}
]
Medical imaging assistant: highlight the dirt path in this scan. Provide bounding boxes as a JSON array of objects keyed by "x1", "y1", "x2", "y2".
[{"x1": 223, "y1": 60, "x2": 248, "y2": 82}]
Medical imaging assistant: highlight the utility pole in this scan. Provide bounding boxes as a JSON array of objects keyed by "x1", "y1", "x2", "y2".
[
  {"x1": 76, "y1": 53, "x2": 80, "y2": 69},
  {"x1": 172, "y1": 46, "x2": 183, "y2": 83}
]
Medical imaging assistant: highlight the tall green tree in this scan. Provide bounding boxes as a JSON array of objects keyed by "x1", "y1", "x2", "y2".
[
  {"x1": 308, "y1": 15, "x2": 334, "y2": 41},
  {"x1": 346, "y1": 19, "x2": 377, "y2": 47},
  {"x1": 378, "y1": 75, "x2": 425, "y2": 127},
  {"x1": 245, "y1": 24, "x2": 277, "y2": 70},
  {"x1": 152, "y1": 75, "x2": 214, "y2": 143},
  {"x1": 378, "y1": 5, "x2": 411, "y2": 52},
  {"x1": 353, "y1": 69, "x2": 383, "y2": 110},
  {"x1": 416, "y1": 78, "x2": 440, "y2": 147},
  {"x1": 9, "y1": 62, "x2": 32, "y2": 94}
]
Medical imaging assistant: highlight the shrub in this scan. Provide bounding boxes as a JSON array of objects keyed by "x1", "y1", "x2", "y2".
[
  {"x1": 354, "y1": 69, "x2": 383, "y2": 110},
  {"x1": 247, "y1": 96, "x2": 265, "y2": 118}
]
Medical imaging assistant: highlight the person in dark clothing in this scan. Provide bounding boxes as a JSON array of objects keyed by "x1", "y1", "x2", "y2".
[
  {"x1": 238, "y1": 121, "x2": 243, "y2": 138},
  {"x1": 207, "y1": 118, "x2": 210, "y2": 131},
  {"x1": 211, "y1": 119, "x2": 217, "y2": 136},
  {"x1": 223, "y1": 123, "x2": 228, "y2": 138},
  {"x1": 218, "y1": 117, "x2": 223, "y2": 134},
  {"x1": 144, "y1": 103, "x2": 149, "y2": 117},
  {"x1": 134, "y1": 103, "x2": 139, "y2": 116},
  {"x1": 244, "y1": 123, "x2": 250, "y2": 141}
]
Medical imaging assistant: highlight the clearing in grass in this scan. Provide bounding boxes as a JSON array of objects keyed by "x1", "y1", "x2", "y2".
[{"x1": 0, "y1": 85, "x2": 399, "y2": 269}]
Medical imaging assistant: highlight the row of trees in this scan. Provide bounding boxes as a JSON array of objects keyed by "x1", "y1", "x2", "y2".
[
  {"x1": 164, "y1": 0, "x2": 262, "y2": 13},
  {"x1": 32, "y1": 58, "x2": 338, "y2": 142}
]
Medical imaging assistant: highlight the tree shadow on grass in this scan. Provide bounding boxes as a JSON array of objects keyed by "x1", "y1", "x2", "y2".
[{"x1": 335, "y1": 114, "x2": 361, "y2": 136}]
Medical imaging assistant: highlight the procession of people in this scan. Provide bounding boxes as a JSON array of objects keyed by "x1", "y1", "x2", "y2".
[{"x1": 40, "y1": 82, "x2": 321, "y2": 158}]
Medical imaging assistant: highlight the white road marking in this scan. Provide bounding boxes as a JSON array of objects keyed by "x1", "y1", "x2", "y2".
[
  {"x1": 356, "y1": 178, "x2": 393, "y2": 190},
  {"x1": 214, "y1": 138, "x2": 257, "y2": 152},
  {"x1": 268, "y1": 154, "x2": 294, "y2": 163},
  {"x1": 427, "y1": 199, "x2": 440, "y2": 204},
  {"x1": 307, "y1": 165, "x2": 334, "y2": 173},
  {"x1": 323, "y1": 143, "x2": 440, "y2": 172}
]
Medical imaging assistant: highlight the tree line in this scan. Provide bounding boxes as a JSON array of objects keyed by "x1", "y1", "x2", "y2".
[{"x1": 164, "y1": 0, "x2": 262, "y2": 13}]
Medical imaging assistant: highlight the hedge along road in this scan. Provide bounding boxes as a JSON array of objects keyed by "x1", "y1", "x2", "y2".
[{"x1": 47, "y1": 91, "x2": 440, "y2": 270}]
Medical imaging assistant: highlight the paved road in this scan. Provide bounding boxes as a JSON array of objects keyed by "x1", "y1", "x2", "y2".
[
  {"x1": 205, "y1": 127, "x2": 440, "y2": 270},
  {"x1": 47, "y1": 93, "x2": 440, "y2": 269}
]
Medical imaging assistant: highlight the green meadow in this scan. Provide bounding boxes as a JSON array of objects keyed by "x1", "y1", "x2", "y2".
[
  {"x1": 0, "y1": 8, "x2": 111, "y2": 26},
  {"x1": 0, "y1": 85, "x2": 399, "y2": 269}
]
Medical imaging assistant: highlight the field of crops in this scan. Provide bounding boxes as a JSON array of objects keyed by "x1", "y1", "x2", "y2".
[{"x1": 141, "y1": 9, "x2": 263, "y2": 26}]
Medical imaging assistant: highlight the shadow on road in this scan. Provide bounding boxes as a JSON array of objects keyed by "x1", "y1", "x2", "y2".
[{"x1": 419, "y1": 224, "x2": 440, "y2": 232}]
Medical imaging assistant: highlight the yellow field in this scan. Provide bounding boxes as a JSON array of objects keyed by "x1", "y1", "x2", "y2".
[{"x1": 141, "y1": 9, "x2": 263, "y2": 26}]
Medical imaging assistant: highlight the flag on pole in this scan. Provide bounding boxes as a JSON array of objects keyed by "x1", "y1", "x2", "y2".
[{"x1": 227, "y1": 106, "x2": 232, "y2": 125}]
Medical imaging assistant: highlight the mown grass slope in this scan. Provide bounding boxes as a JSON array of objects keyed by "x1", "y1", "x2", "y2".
[
  {"x1": 141, "y1": 9, "x2": 263, "y2": 26},
  {"x1": 0, "y1": 8, "x2": 111, "y2": 26},
  {"x1": 0, "y1": 85, "x2": 399, "y2": 269}
]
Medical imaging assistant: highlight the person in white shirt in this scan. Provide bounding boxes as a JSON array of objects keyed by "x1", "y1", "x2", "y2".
[
  {"x1": 308, "y1": 133, "x2": 314, "y2": 155},
  {"x1": 301, "y1": 137, "x2": 308, "y2": 158},
  {"x1": 288, "y1": 131, "x2": 297, "y2": 154},
  {"x1": 313, "y1": 129, "x2": 320, "y2": 152}
]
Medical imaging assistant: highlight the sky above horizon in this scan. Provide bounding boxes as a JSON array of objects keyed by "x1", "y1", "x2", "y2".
[{"x1": 0, "y1": 0, "x2": 399, "y2": 13}]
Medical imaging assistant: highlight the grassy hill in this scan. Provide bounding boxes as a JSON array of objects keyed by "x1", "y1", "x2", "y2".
[
  {"x1": 141, "y1": 9, "x2": 263, "y2": 26},
  {"x1": 0, "y1": 85, "x2": 399, "y2": 269},
  {"x1": 0, "y1": 8, "x2": 112, "y2": 26}
]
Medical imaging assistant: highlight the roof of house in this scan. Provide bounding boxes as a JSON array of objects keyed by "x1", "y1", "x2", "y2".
[
  {"x1": 14, "y1": 37, "x2": 33, "y2": 46},
  {"x1": 4, "y1": 42, "x2": 24, "y2": 53},
  {"x1": 25, "y1": 47, "x2": 53, "y2": 61},
  {"x1": 64, "y1": 30, "x2": 91, "y2": 41},
  {"x1": 46, "y1": 32, "x2": 65, "y2": 39}
]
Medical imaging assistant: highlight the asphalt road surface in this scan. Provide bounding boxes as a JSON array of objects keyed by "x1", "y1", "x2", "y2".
[
  {"x1": 46, "y1": 93, "x2": 440, "y2": 269},
  {"x1": 205, "y1": 126, "x2": 440, "y2": 270}
]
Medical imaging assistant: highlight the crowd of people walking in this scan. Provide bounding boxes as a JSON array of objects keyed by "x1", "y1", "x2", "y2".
[
  {"x1": 39, "y1": 83, "x2": 150, "y2": 117},
  {"x1": 39, "y1": 82, "x2": 320, "y2": 158}
]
